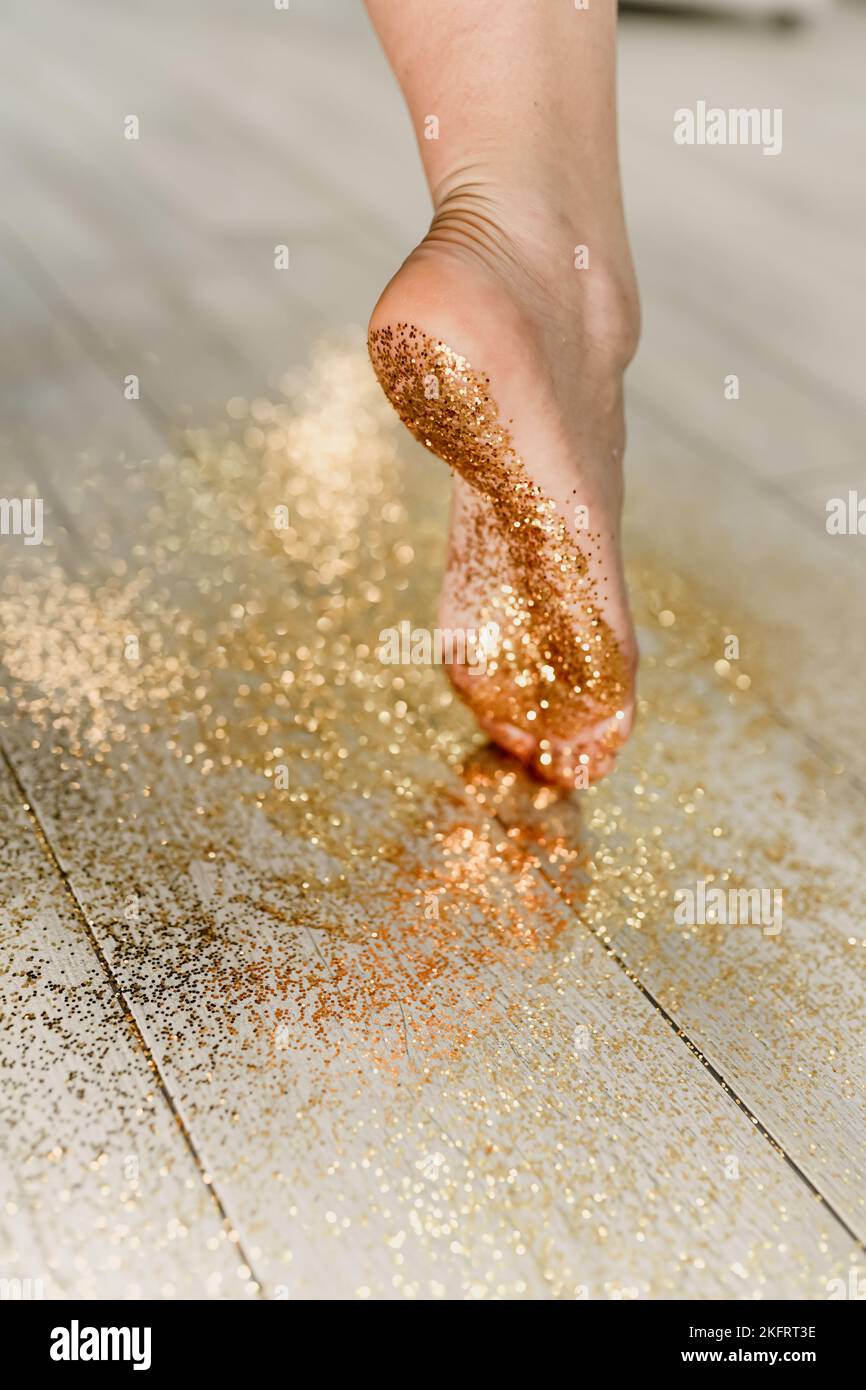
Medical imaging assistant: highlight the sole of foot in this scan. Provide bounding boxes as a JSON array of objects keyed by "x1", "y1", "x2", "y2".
[{"x1": 368, "y1": 233, "x2": 639, "y2": 787}]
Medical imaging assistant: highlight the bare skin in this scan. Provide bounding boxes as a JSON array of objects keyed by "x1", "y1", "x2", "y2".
[{"x1": 365, "y1": 0, "x2": 640, "y2": 785}]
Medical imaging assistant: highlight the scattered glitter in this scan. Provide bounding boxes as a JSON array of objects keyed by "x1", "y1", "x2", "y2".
[{"x1": 0, "y1": 335, "x2": 861, "y2": 1300}]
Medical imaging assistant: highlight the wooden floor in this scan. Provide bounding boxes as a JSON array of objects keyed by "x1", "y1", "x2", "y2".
[{"x1": 1, "y1": 0, "x2": 865, "y2": 1300}]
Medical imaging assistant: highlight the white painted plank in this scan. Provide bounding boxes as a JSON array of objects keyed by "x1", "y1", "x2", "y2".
[
  {"x1": 625, "y1": 395, "x2": 866, "y2": 781},
  {"x1": 1, "y1": 337, "x2": 860, "y2": 1295},
  {"x1": 0, "y1": 758, "x2": 247, "y2": 1298}
]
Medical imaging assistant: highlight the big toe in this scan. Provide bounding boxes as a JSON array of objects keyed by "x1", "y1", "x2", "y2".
[
  {"x1": 529, "y1": 705, "x2": 634, "y2": 788},
  {"x1": 448, "y1": 656, "x2": 635, "y2": 788}
]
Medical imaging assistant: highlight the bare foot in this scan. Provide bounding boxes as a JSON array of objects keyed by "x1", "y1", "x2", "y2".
[{"x1": 368, "y1": 185, "x2": 640, "y2": 786}]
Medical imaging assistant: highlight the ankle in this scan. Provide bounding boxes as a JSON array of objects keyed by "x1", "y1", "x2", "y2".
[{"x1": 423, "y1": 174, "x2": 640, "y2": 370}]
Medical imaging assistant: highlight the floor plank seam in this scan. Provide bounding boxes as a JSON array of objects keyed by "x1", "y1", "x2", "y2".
[
  {"x1": 0, "y1": 737, "x2": 267, "y2": 1299},
  {"x1": 486, "y1": 803, "x2": 866, "y2": 1253}
]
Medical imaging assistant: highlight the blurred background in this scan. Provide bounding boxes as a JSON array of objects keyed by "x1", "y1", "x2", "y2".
[{"x1": 1, "y1": 0, "x2": 861, "y2": 482}]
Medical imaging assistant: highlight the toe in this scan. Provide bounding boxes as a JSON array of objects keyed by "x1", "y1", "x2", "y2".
[
  {"x1": 532, "y1": 706, "x2": 634, "y2": 788},
  {"x1": 476, "y1": 714, "x2": 537, "y2": 763}
]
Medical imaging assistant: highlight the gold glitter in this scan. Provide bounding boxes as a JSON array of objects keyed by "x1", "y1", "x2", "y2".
[
  {"x1": 1, "y1": 336, "x2": 861, "y2": 1299},
  {"x1": 368, "y1": 324, "x2": 631, "y2": 781}
]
